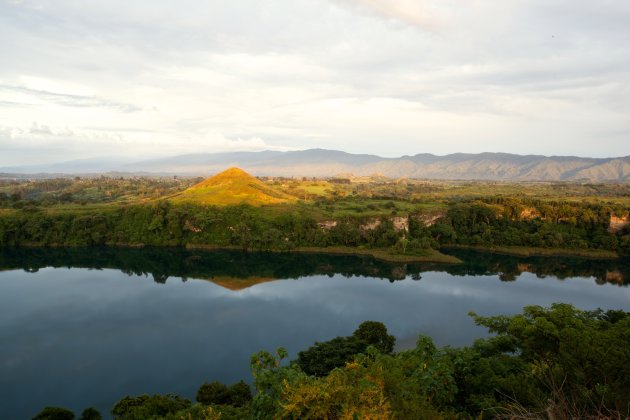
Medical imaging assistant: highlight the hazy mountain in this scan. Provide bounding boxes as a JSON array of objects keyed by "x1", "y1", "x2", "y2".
[
  {"x1": 2, "y1": 149, "x2": 629, "y2": 182},
  {"x1": 0, "y1": 157, "x2": 132, "y2": 175}
]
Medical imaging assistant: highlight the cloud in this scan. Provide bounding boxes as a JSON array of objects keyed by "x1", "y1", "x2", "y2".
[
  {"x1": 0, "y1": 123, "x2": 125, "y2": 165},
  {"x1": 0, "y1": 84, "x2": 141, "y2": 112},
  {"x1": 0, "y1": 0, "x2": 628, "y2": 161},
  {"x1": 337, "y1": 0, "x2": 445, "y2": 29},
  {"x1": 213, "y1": 137, "x2": 296, "y2": 152},
  {"x1": 0, "y1": 123, "x2": 296, "y2": 166}
]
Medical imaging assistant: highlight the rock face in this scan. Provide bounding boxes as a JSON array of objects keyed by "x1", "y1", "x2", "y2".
[
  {"x1": 357, "y1": 217, "x2": 409, "y2": 232},
  {"x1": 416, "y1": 214, "x2": 444, "y2": 227},
  {"x1": 361, "y1": 219, "x2": 382, "y2": 231},
  {"x1": 391, "y1": 217, "x2": 409, "y2": 232},
  {"x1": 609, "y1": 215, "x2": 630, "y2": 233},
  {"x1": 317, "y1": 221, "x2": 338, "y2": 229},
  {"x1": 358, "y1": 214, "x2": 443, "y2": 232}
]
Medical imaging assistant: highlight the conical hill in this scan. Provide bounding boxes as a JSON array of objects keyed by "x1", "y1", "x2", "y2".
[{"x1": 171, "y1": 167, "x2": 295, "y2": 206}]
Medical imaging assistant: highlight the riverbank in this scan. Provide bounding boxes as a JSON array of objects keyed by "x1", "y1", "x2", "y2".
[
  {"x1": 447, "y1": 245, "x2": 619, "y2": 259},
  {"x1": 185, "y1": 244, "x2": 462, "y2": 264},
  {"x1": 293, "y1": 246, "x2": 462, "y2": 264},
  {"x1": 2, "y1": 242, "x2": 461, "y2": 264},
  {"x1": 7, "y1": 241, "x2": 617, "y2": 262}
]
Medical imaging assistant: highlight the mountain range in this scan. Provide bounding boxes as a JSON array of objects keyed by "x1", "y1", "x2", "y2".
[{"x1": 2, "y1": 149, "x2": 630, "y2": 182}]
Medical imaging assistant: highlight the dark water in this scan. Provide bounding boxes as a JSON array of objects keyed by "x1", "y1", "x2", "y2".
[{"x1": 0, "y1": 247, "x2": 629, "y2": 419}]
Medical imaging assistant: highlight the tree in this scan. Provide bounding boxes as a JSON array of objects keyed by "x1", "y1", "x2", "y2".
[
  {"x1": 111, "y1": 394, "x2": 191, "y2": 419},
  {"x1": 281, "y1": 353, "x2": 392, "y2": 418},
  {"x1": 396, "y1": 236, "x2": 410, "y2": 254},
  {"x1": 353, "y1": 321, "x2": 395, "y2": 354},
  {"x1": 295, "y1": 335, "x2": 366, "y2": 377},
  {"x1": 295, "y1": 321, "x2": 396, "y2": 377},
  {"x1": 250, "y1": 347, "x2": 307, "y2": 418},
  {"x1": 470, "y1": 304, "x2": 630, "y2": 417},
  {"x1": 227, "y1": 380, "x2": 252, "y2": 407},
  {"x1": 78, "y1": 408, "x2": 102, "y2": 420},
  {"x1": 32, "y1": 407, "x2": 75, "y2": 420},
  {"x1": 196, "y1": 381, "x2": 230, "y2": 405}
]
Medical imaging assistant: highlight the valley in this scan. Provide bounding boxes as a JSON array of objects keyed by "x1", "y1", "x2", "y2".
[{"x1": 1, "y1": 167, "x2": 629, "y2": 262}]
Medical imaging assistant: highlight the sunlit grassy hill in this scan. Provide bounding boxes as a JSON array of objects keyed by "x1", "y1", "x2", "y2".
[{"x1": 170, "y1": 167, "x2": 296, "y2": 206}]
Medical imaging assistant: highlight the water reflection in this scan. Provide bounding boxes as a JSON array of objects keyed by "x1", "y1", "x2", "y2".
[
  {"x1": 0, "y1": 247, "x2": 628, "y2": 288},
  {"x1": 0, "y1": 247, "x2": 629, "y2": 419},
  {"x1": 443, "y1": 248, "x2": 629, "y2": 286}
]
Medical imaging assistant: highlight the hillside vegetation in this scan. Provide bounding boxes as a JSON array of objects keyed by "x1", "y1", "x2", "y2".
[{"x1": 1, "y1": 172, "x2": 629, "y2": 260}]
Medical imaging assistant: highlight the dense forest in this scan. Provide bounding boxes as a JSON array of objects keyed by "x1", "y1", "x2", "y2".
[
  {"x1": 0, "y1": 197, "x2": 628, "y2": 257},
  {"x1": 33, "y1": 304, "x2": 630, "y2": 419}
]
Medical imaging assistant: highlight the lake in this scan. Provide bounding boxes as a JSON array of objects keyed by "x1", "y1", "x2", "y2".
[{"x1": 1, "y1": 247, "x2": 629, "y2": 419}]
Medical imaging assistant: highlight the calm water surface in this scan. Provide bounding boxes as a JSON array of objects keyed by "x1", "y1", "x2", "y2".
[{"x1": 1, "y1": 248, "x2": 629, "y2": 419}]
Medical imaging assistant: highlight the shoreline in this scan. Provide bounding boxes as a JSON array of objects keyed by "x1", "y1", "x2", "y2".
[
  {"x1": 184, "y1": 244, "x2": 463, "y2": 264},
  {"x1": 291, "y1": 246, "x2": 462, "y2": 264},
  {"x1": 5, "y1": 242, "x2": 462, "y2": 264},
  {"x1": 446, "y1": 244, "x2": 619, "y2": 259},
  {"x1": 4, "y1": 242, "x2": 619, "y2": 262}
]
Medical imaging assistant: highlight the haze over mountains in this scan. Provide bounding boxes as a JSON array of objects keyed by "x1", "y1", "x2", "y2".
[{"x1": 2, "y1": 149, "x2": 630, "y2": 182}]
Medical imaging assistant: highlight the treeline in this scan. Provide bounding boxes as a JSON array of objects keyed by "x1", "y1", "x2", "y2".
[
  {"x1": 1, "y1": 198, "x2": 629, "y2": 255},
  {"x1": 33, "y1": 304, "x2": 630, "y2": 419},
  {"x1": 0, "y1": 202, "x2": 411, "y2": 250},
  {"x1": 425, "y1": 199, "x2": 630, "y2": 255}
]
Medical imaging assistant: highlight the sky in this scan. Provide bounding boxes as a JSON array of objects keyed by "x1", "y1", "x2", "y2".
[{"x1": 0, "y1": 0, "x2": 629, "y2": 166}]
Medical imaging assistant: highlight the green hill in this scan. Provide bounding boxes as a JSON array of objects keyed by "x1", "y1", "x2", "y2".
[{"x1": 170, "y1": 167, "x2": 295, "y2": 206}]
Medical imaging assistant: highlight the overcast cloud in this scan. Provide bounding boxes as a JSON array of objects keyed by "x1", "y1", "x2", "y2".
[{"x1": 0, "y1": 0, "x2": 629, "y2": 165}]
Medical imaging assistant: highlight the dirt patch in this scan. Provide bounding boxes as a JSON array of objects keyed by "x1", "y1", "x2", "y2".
[
  {"x1": 608, "y1": 215, "x2": 629, "y2": 233},
  {"x1": 520, "y1": 208, "x2": 540, "y2": 220}
]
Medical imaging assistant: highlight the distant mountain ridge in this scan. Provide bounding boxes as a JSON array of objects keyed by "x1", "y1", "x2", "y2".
[{"x1": 2, "y1": 149, "x2": 630, "y2": 182}]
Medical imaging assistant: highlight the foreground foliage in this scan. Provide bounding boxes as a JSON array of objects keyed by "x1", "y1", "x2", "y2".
[{"x1": 33, "y1": 305, "x2": 630, "y2": 419}]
